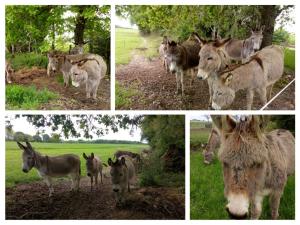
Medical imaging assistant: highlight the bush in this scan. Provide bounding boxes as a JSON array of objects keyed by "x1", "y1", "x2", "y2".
[
  {"x1": 6, "y1": 85, "x2": 57, "y2": 109},
  {"x1": 6, "y1": 53, "x2": 48, "y2": 70}
]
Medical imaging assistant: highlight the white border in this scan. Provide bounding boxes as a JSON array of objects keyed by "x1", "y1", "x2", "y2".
[{"x1": 1, "y1": 0, "x2": 298, "y2": 224}]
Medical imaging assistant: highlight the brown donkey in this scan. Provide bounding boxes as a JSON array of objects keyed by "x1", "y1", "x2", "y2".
[
  {"x1": 211, "y1": 115, "x2": 294, "y2": 219},
  {"x1": 83, "y1": 152, "x2": 103, "y2": 191}
]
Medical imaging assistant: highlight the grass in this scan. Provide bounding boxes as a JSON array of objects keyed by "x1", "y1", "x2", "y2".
[
  {"x1": 190, "y1": 121, "x2": 211, "y2": 150},
  {"x1": 6, "y1": 52, "x2": 48, "y2": 70},
  {"x1": 6, "y1": 141, "x2": 147, "y2": 187},
  {"x1": 6, "y1": 85, "x2": 57, "y2": 110},
  {"x1": 284, "y1": 48, "x2": 295, "y2": 71},
  {"x1": 115, "y1": 81, "x2": 142, "y2": 109},
  {"x1": 115, "y1": 28, "x2": 162, "y2": 65}
]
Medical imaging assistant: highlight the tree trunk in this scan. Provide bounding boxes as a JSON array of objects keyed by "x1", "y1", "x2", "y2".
[
  {"x1": 51, "y1": 22, "x2": 56, "y2": 50},
  {"x1": 259, "y1": 5, "x2": 278, "y2": 48},
  {"x1": 74, "y1": 6, "x2": 87, "y2": 45}
]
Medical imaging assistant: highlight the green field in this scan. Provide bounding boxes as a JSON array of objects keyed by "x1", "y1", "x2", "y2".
[
  {"x1": 6, "y1": 141, "x2": 147, "y2": 187},
  {"x1": 190, "y1": 121, "x2": 211, "y2": 150},
  {"x1": 115, "y1": 28, "x2": 162, "y2": 65},
  {"x1": 190, "y1": 123, "x2": 295, "y2": 219},
  {"x1": 284, "y1": 48, "x2": 295, "y2": 71}
]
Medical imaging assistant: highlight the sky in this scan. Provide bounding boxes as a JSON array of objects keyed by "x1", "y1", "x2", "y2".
[{"x1": 6, "y1": 116, "x2": 143, "y2": 142}]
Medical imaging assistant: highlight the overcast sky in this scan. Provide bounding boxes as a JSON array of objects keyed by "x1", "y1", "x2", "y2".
[{"x1": 6, "y1": 116, "x2": 143, "y2": 142}]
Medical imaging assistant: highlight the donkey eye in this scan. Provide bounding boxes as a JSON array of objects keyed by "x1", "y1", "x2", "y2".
[
  {"x1": 207, "y1": 57, "x2": 213, "y2": 60},
  {"x1": 119, "y1": 173, "x2": 123, "y2": 176},
  {"x1": 223, "y1": 162, "x2": 229, "y2": 168}
]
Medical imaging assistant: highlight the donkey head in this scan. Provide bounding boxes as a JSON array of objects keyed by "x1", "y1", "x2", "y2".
[
  {"x1": 17, "y1": 141, "x2": 36, "y2": 173},
  {"x1": 83, "y1": 152, "x2": 95, "y2": 177},
  {"x1": 69, "y1": 63, "x2": 88, "y2": 87},
  {"x1": 47, "y1": 54, "x2": 65, "y2": 73},
  {"x1": 211, "y1": 115, "x2": 269, "y2": 219},
  {"x1": 193, "y1": 36, "x2": 231, "y2": 80},
  {"x1": 250, "y1": 25, "x2": 264, "y2": 51},
  {"x1": 165, "y1": 40, "x2": 182, "y2": 73},
  {"x1": 108, "y1": 157, "x2": 127, "y2": 193}
]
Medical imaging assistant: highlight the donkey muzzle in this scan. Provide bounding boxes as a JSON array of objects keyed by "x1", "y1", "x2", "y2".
[
  {"x1": 113, "y1": 188, "x2": 120, "y2": 193},
  {"x1": 22, "y1": 168, "x2": 29, "y2": 173},
  {"x1": 226, "y1": 207, "x2": 248, "y2": 220}
]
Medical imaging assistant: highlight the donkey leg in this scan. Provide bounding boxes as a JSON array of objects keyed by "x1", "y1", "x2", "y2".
[
  {"x1": 250, "y1": 195, "x2": 263, "y2": 219},
  {"x1": 95, "y1": 174, "x2": 98, "y2": 190},
  {"x1": 90, "y1": 176, "x2": 93, "y2": 191},
  {"x1": 257, "y1": 88, "x2": 267, "y2": 107},
  {"x1": 100, "y1": 170, "x2": 103, "y2": 184},
  {"x1": 86, "y1": 82, "x2": 91, "y2": 99},
  {"x1": 180, "y1": 70, "x2": 185, "y2": 96},
  {"x1": 175, "y1": 72, "x2": 180, "y2": 95},
  {"x1": 63, "y1": 72, "x2": 69, "y2": 87},
  {"x1": 267, "y1": 84, "x2": 274, "y2": 101},
  {"x1": 44, "y1": 176, "x2": 54, "y2": 197},
  {"x1": 246, "y1": 89, "x2": 254, "y2": 110},
  {"x1": 269, "y1": 191, "x2": 283, "y2": 219}
]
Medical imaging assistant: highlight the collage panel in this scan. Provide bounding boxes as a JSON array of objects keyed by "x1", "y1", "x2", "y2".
[
  {"x1": 115, "y1": 5, "x2": 295, "y2": 110},
  {"x1": 5, "y1": 5, "x2": 111, "y2": 110},
  {"x1": 190, "y1": 115, "x2": 295, "y2": 219},
  {"x1": 5, "y1": 114, "x2": 185, "y2": 219}
]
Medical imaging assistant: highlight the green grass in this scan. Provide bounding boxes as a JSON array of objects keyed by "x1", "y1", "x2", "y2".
[
  {"x1": 6, "y1": 141, "x2": 147, "y2": 187},
  {"x1": 6, "y1": 53, "x2": 48, "y2": 70},
  {"x1": 284, "y1": 48, "x2": 295, "y2": 71},
  {"x1": 115, "y1": 81, "x2": 142, "y2": 109},
  {"x1": 6, "y1": 85, "x2": 57, "y2": 110},
  {"x1": 190, "y1": 151, "x2": 295, "y2": 219},
  {"x1": 115, "y1": 28, "x2": 162, "y2": 65},
  {"x1": 190, "y1": 121, "x2": 211, "y2": 150}
]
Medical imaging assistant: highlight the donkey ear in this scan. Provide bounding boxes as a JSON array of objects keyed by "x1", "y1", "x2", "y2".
[
  {"x1": 249, "y1": 116, "x2": 263, "y2": 134},
  {"x1": 17, "y1": 142, "x2": 26, "y2": 150},
  {"x1": 108, "y1": 158, "x2": 113, "y2": 166},
  {"x1": 251, "y1": 115, "x2": 269, "y2": 131},
  {"x1": 91, "y1": 153, "x2": 94, "y2": 159},
  {"x1": 223, "y1": 115, "x2": 236, "y2": 132},
  {"x1": 25, "y1": 141, "x2": 33, "y2": 151},
  {"x1": 211, "y1": 116, "x2": 222, "y2": 132},
  {"x1": 120, "y1": 157, "x2": 126, "y2": 165},
  {"x1": 192, "y1": 32, "x2": 206, "y2": 46},
  {"x1": 83, "y1": 153, "x2": 88, "y2": 160}
]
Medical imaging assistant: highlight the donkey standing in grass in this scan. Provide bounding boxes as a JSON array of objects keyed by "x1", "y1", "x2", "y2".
[
  {"x1": 211, "y1": 115, "x2": 294, "y2": 219},
  {"x1": 83, "y1": 152, "x2": 103, "y2": 191},
  {"x1": 211, "y1": 45, "x2": 284, "y2": 110},
  {"x1": 17, "y1": 141, "x2": 81, "y2": 197}
]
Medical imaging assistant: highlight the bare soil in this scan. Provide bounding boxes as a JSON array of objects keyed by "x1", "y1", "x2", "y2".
[
  {"x1": 116, "y1": 56, "x2": 294, "y2": 110},
  {"x1": 8, "y1": 67, "x2": 110, "y2": 110},
  {"x1": 6, "y1": 176, "x2": 185, "y2": 220}
]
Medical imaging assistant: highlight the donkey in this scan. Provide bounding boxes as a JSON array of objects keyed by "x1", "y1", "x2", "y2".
[
  {"x1": 108, "y1": 156, "x2": 136, "y2": 204},
  {"x1": 5, "y1": 61, "x2": 13, "y2": 84},
  {"x1": 165, "y1": 33, "x2": 201, "y2": 96},
  {"x1": 158, "y1": 36, "x2": 170, "y2": 72},
  {"x1": 224, "y1": 26, "x2": 264, "y2": 63},
  {"x1": 47, "y1": 53, "x2": 103, "y2": 90},
  {"x1": 211, "y1": 45, "x2": 284, "y2": 110},
  {"x1": 69, "y1": 44, "x2": 84, "y2": 55},
  {"x1": 202, "y1": 127, "x2": 220, "y2": 164},
  {"x1": 83, "y1": 152, "x2": 103, "y2": 191},
  {"x1": 211, "y1": 115, "x2": 294, "y2": 219},
  {"x1": 17, "y1": 141, "x2": 81, "y2": 197},
  {"x1": 69, "y1": 54, "x2": 107, "y2": 99}
]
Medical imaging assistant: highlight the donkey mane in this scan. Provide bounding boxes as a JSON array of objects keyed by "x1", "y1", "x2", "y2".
[
  {"x1": 219, "y1": 54, "x2": 264, "y2": 76},
  {"x1": 71, "y1": 58, "x2": 100, "y2": 66}
]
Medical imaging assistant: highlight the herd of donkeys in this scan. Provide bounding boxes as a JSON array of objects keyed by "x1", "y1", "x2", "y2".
[
  {"x1": 159, "y1": 26, "x2": 285, "y2": 109},
  {"x1": 17, "y1": 141, "x2": 145, "y2": 204},
  {"x1": 5, "y1": 44, "x2": 107, "y2": 101}
]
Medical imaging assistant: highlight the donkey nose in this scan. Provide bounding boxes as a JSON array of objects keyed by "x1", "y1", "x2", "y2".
[
  {"x1": 22, "y1": 168, "x2": 28, "y2": 173},
  {"x1": 226, "y1": 206, "x2": 248, "y2": 220},
  {"x1": 113, "y1": 189, "x2": 119, "y2": 193},
  {"x1": 87, "y1": 173, "x2": 91, "y2": 177}
]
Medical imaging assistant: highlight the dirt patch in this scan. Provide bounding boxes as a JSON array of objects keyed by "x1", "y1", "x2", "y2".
[
  {"x1": 9, "y1": 67, "x2": 110, "y2": 110},
  {"x1": 116, "y1": 56, "x2": 294, "y2": 110},
  {"x1": 6, "y1": 177, "x2": 184, "y2": 220}
]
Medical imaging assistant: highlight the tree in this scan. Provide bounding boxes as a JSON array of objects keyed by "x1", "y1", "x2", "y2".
[
  {"x1": 42, "y1": 134, "x2": 50, "y2": 142},
  {"x1": 32, "y1": 134, "x2": 42, "y2": 142},
  {"x1": 50, "y1": 133, "x2": 61, "y2": 143},
  {"x1": 13, "y1": 132, "x2": 27, "y2": 141}
]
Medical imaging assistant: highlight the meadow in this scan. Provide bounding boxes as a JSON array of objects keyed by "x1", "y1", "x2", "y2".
[
  {"x1": 190, "y1": 121, "x2": 295, "y2": 219},
  {"x1": 115, "y1": 27, "x2": 162, "y2": 65},
  {"x1": 6, "y1": 141, "x2": 147, "y2": 187}
]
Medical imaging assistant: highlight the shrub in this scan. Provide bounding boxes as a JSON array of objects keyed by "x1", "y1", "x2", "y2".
[{"x1": 6, "y1": 53, "x2": 48, "y2": 70}]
